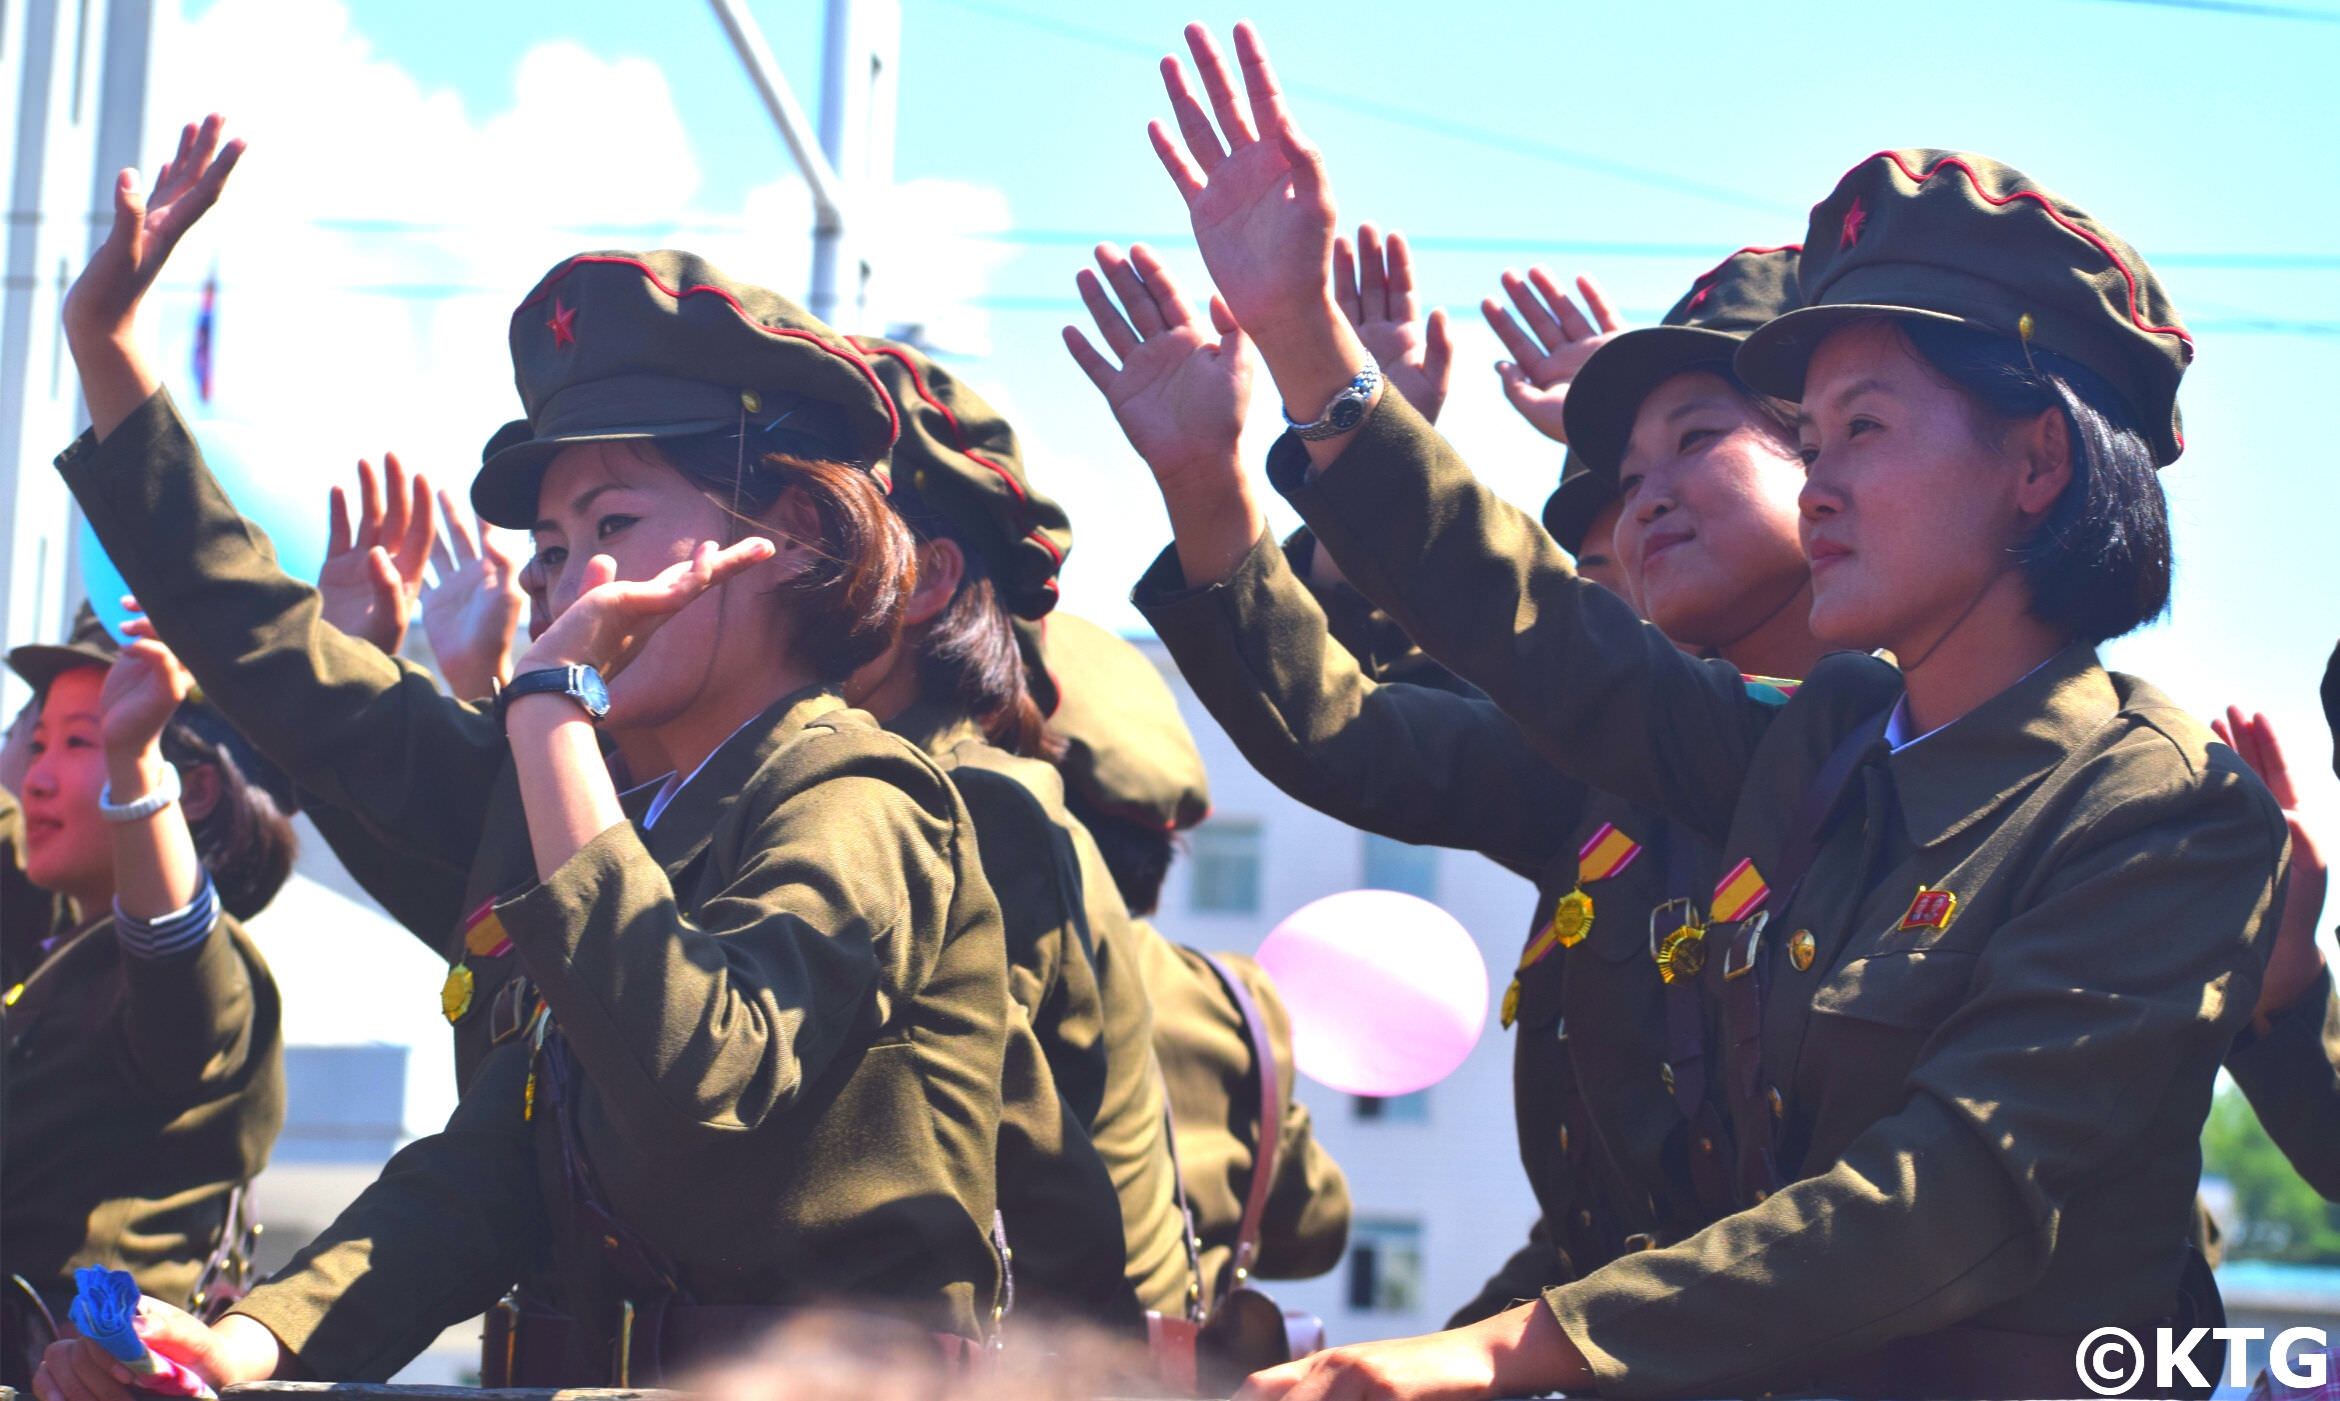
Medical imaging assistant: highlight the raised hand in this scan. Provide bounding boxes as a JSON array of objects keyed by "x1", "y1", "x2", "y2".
[
  {"x1": 97, "y1": 634, "x2": 193, "y2": 761},
  {"x1": 1481, "y1": 268, "x2": 1624, "y2": 444},
  {"x1": 1065, "y1": 244, "x2": 1253, "y2": 487},
  {"x1": 1336, "y1": 225, "x2": 1453, "y2": 424},
  {"x1": 1064, "y1": 243, "x2": 1261, "y2": 589},
  {"x1": 516, "y1": 539, "x2": 777, "y2": 682},
  {"x1": 62, "y1": 115, "x2": 245, "y2": 347},
  {"x1": 421, "y1": 489, "x2": 527, "y2": 700},
  {"x1": 1151, "y1": 23, "x2": 1336, "y2": 344},
  {"x1": 2215, "y1": 707, "x2": 2330, "y2": 1021},
  {"x1": 316, "y1": 455, "x2": 435, "y2": 655}
]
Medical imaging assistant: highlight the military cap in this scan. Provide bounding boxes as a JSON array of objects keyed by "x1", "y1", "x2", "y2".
[
  {"x1": 853, "y1": 336, "x2": 1074, "y2": 714},
  {"x1": 6, "y1": 601, "x2": 120, "y2": 693},
  {"x1": 1562, "y1": 246, "x2": 1802, "y2": 479},
  {"x1": 1541, "y1": 450, "x2": 1619, "y2": 558},
  {"x1": 1043, "y1": 613, "x2": 1210, "y2": 833},
  {"x1": 9, "y1": 603, "x2": 298, "y2": 814},
  {"x1": 472, "y1": 250, "x2": 901, "y2": 528},
  {"x1": 1736, "y1": 151, "x2": 2192, "y2": 464}
]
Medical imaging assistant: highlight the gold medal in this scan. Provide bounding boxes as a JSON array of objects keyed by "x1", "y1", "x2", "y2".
[
  {"x1": 1788, "y1": 929, "x2": 1817, "y2": 972},
  {"x1": 1654, "y1": 923, "x2": 1708, "y2": 984},
  {"x1": 441, "y1": 963, "x2": 476, "y2": 1024},
  {"x1": 1550, "y1": 888, "x2": 1594, "y2": 948},
  {"x1": 1500, "y1": 980, "x2": 1523, "y2": 1029}
]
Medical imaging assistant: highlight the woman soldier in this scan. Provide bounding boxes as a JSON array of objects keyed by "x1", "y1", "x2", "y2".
[
  {"x1": 1136, "y1": 27, "x2": 2282, "y2": 1401},
  {"x1": 2, "y1": 608, "x2": 291, "y2": 1388},
  {"x1": 840, "y1": 335, "x2": 1189, "y2": 1326},
  {"x1": 33, "y1": 119, "x2": 1007, "y2": 1394},
  {"x1": 1071, "y1": 233, "x2": 1825, "y2": 1325}
]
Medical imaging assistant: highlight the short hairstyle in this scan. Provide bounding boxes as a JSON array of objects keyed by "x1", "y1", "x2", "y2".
[
  {"x1": 159, "y1": 719, "x2": 297, "y2": 921},
  {"x1": 651, "y1": 431, "x2": 920, "y2": 681},
  {"x1": 1898, "y1": 318, "x2": 2173, "y2": 643},
  {"x1": 1064, "y1": 788, "x2": 1177, "y2": 918},
  {"x1": 886, "y1": 479, "x2": 1057, "y2": 761}
]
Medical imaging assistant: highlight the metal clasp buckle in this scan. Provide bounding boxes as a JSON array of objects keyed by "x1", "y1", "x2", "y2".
[
  {"x1": 1722, "y1": 912, "x2": 1769, "y2": 981},
  {"x1": 615, "y1": 1298, "x2": 636, "y2": 1386}
]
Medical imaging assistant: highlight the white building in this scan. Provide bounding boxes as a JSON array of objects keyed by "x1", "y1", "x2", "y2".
[{"x1": 1136, "y1": 636, "x2": 1545, "y2": 1346}]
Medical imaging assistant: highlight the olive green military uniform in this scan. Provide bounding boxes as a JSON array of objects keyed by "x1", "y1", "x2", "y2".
[
  {"x1": 1139, "y1": 249, "x2": 1809, "y2": 1325},
  {"x1": 1264, "y1": 152, "x2": 2284, "y2": 1398},
  {"x1": 2227, "y1": 969, "x2": 2340, "y2": 1201},
  {"x1": 857, "y1": 339, "x2": 1188, "y2": 1321},
  {"x1": 0, "y1": 626, "x2": 287, "y2": 1388},
  {"x1": 1042, "y1": 613, "x2": 1351, "y2": 1305},
  {"x1": 57, "y1": 251, "x2": 1012, "y2": 1377}
]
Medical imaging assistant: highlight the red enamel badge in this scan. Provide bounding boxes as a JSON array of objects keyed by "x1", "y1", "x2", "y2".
[
  {"x1": 1840, "y1": 196, "x2": 1868, "y2": 249},
  {"x1": 1898, "y1": 887, "x2": 1958, "y2": 932},
  {"x1": 547, "y1": 298, "x2": 578, "y2": 348}
]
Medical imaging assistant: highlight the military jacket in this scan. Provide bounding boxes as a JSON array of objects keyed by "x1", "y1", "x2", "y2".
[
  {"x1": 892, "y1": 701, "x2": 1188, "y2": 1321},
  {"x1": 1268, "y1": 392, "x2": 2284, "y2": 1399},
  {"x1": 1, "y1": 896, "x2": 283, "y2": 1324},
  {"x1": 1133, "y1": 929, "x2": 1349, "y2": 1304},
  {"x1": 2227, "y1": 966, "x2": 2340, "y2": 1201},
  {"x1": 1135, "y1": 532, "x2": 1730, "y2": 1323},
  {"x1": 60, "y1": 393, "x2": 1007, "y2": 1372},
  {"x1": 227, "y1": 688, "x2": 1007, "y2": 1375}
]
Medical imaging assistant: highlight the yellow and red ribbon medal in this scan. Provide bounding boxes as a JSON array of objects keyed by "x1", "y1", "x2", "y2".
[
  {"x1": 1654, "y1": 916, "x2": 1708, "y2": 984},
  {"x1": 462, "y1": 897, "x2": 513, "y2": 959},
  {"x1": 1500, "y1": 824, "x2": 1644, "y2": 1027},
  {"x1": 1710, "y1": 857, "x2": 1770, "y2": 926},
  {"x1": 441, "y1": 962, "x2": 476, "y2": 1024}
]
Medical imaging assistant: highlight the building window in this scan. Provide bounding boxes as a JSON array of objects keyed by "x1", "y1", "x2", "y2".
[
  {"x1": 1189, "y1": 820, "x2": 1262, "y2": 914},
  {"x1": 1346, "y1": 1217, "x2": 1425, "y2": 1313},
  {"x1": 1360, "y1": 832, "x2": 1438, "y2": 900},
  {"x1": 1353, "y1": 1090, "x2": 1430, "y2": 1123}
]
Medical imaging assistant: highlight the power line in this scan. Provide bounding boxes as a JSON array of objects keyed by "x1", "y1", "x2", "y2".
[{"x1": 912, "y1": 0, "x2": 1798, "y2": 217}]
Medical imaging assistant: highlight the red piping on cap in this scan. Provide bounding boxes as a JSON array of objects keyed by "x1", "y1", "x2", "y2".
[
  {"x1": 855, "y1": 339, "x2": 1069, "y2": 580},
  {"x1": 1861, "y1": 152, "x2": 2192, "y2": 350},
  {"x1": 516, "y1": 255, "x2": 902, "y2": 451},
  {"x1": 1690, "y1": 243, "x2": 1801, "y2": 286}
]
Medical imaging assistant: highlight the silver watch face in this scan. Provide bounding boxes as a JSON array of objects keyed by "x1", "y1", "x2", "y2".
[
  {"x1": 1328, "y1": 395, "x2": 1367, "y2": 432},
  {"x1": 575, "y1": 667, "x2": 612, "y2": 719}
]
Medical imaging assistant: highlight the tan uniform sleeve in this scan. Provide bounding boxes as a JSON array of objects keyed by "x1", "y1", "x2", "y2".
[
  {"x1": 2226, "y1": 965, "x2": 2340, "y2": 1201},
  {"x1": 301, "y1": 799, "x2": 473, "y2": 954},
  {"x1": 118, "y1": 914, "x2": 262, "y2": 1106},
  {"x1": 491, "y1": 733, "x2": 957, "y2": 1140},
  {"x1": 1264, "y1": 394, "x2": 1781, "y2": 841},
  {"x1": 1544, "y1": 741, "x2": 2281, "y2": 1398},
  {"x1": 1135, "y1": 530, "x2": 1581, "y2": 877},
  {"x1": 55, "y1": 389, "x2": 503, "y2": 873},
  {"x1": 229, "y1": 1045, "x2": 546, "y2": 1381}
]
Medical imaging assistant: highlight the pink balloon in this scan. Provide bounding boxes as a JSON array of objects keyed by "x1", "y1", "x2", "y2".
[{"x1": 1253, "y1": 889, "x2": 1489, "y2": 1098}]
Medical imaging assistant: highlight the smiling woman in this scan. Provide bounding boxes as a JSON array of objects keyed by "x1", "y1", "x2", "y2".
[{"x1": 32, "y1": 115, "x2": 1017, "y2": 1398}]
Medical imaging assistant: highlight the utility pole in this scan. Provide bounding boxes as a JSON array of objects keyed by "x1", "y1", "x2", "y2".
[{"x1": 707, "y1": 0, "x2": 900, "y2": 330}]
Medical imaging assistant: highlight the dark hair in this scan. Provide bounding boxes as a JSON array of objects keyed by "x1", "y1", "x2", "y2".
[
  {"x1": 886, "y1": 482, "x2": 1058, "y2": 760},
  {"x1": 1064, "y1": 788, "x2": 1177, "y2": 917},
  {"x1": 652, "y1": 432, "x2": 920, "y2": 681},
  {"x1": 159, "y1": 721, "x2": 297, "y2": 921},
  {"x1": 1896, "y1": 318, "x2": 2172, "y2": 643},
  {"x1": 1676, "y1": 359, "x2": 1800, "y2": 447}
]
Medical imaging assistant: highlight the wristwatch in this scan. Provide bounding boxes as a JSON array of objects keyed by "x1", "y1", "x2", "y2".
[
  {"x1": 494, "y1": 664, "x2": 612, "y2": 727},
  {"x1": 1282, "y1": 358, "x2": 1383, "y2": 441}
]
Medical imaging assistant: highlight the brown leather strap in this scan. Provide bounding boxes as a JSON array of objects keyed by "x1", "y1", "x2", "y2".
[{"x1": 1196, "y1": 951, "x2": 1280, "y2": 1298}]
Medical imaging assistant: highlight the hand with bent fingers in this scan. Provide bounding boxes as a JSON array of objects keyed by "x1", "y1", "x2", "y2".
[
  {"x1": 515, "y1": 539, "x2": 777, "y2": 682},
  {"x1": 63, "y1": 115, "x2": 244, "y2": 347},
  {"x1": 421, "y1": 488, "x2": 527, "y2": 700},
  {"x1": 2215, "y1": 707, "x2": 2330, "y2": 1022},
  {"x1": 317, "y1": 454, "x2": 435, "y2": 655},
  {"x1": 1481, "y1": 268, "x2": 1624, "y2": 444},
  {"x1": 34, "y1": 1298, "x2": 282, "y2": 1401},
  {"x1": 1337, "y1": 226, "x2": 1452, "y2": 425},
  {"x1": 1064, "y1": 242, "x2": 1262, "y2": 587}
]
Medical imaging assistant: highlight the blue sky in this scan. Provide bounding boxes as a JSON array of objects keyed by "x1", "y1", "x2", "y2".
[{"x1": 173, "y1": 0, "x2": 2340, "y2": 809}]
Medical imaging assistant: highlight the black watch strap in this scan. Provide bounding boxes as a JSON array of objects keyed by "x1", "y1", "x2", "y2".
[{"x1": 494, "y1": 665, "x2": 603, "y2": 727}]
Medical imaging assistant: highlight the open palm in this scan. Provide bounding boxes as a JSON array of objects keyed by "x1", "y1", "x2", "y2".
[
  {"x1": 421, "y1": 490, "x2": 527, "y2": 700},
  {"x1": 63, "y1": 115, "x2": 244, "y2": 340},
  {"x1": 1064, "y1": 244, "x2": 1251, "y2": 493},
  {"x1": 1150, "y1": 24, "x2": 1337, "y2": 339}
]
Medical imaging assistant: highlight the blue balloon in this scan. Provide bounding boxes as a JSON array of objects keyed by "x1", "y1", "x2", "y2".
[{"x1": 77, "y1": 417, "x2": 326, "y2": 640}]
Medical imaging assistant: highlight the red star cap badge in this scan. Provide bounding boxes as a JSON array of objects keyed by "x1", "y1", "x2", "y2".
[
  {"x1": 1840, "y1": 196, "x2": 1868, "y2": 250},
  {"x1": 1687, "y1": 284, "x2": 1712, "y2": 310},
  {"x1": 547, "y1": 299, "x2": 578, "y2": 349}
]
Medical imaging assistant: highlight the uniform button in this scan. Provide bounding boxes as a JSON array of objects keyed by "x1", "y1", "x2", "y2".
[
  {"x1": 1578, "y1": 1210, "x2": 1593, "y2": 1230},
  {"x1": 1752, "y1": 1188, "x2": 1770, "y2": 1204},
  {"x1": 1660, "y1": 1063, "x2": 1677, "y2": 1093},
  {"x1": 1767, "y1": 1087, "x2": 1785, "y2": 1119},
  {"x1": 1697, "y1": 1136, "x2": 1713, "y2": 1154},
  {"x1": 1558, "y1": 1125, "x2": 1570, "y2": 1153},
  {"x1": 1788, "y1": 929, "x2": 1817, "y2": 972}
]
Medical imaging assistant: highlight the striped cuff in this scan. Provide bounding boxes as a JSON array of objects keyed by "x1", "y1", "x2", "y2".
[{"x1": 114, "y1": 873, "x2": 221, "y2": 959}]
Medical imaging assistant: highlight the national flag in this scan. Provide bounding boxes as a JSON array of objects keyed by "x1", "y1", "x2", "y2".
[{"x1": 192, "y1": 268, "x2": 217, "y2": 402}]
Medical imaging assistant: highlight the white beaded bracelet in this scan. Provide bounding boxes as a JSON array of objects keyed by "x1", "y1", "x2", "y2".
[{"x1": 98, "y1": 762, "x2": 182, "y2": 824}]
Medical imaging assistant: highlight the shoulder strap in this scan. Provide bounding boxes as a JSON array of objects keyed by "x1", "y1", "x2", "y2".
[{"x1": 1195, "y1": 951, "x2": 1281, "y2": 1296}]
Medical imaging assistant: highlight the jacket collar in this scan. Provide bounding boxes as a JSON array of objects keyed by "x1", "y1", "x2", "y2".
[
  {"x1": 884, "y1": 696, "x2": 984, "y2": 760},
  {"x1": 636, "y1": 684, "x2": 851, "y2": 872},
  {"x1": 1886, "y1": 641, "x2": 2115, "y2": 850}
]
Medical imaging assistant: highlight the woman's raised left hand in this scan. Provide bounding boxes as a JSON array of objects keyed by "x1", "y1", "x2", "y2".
[
  {"x1": 514, "y1": 539, "x2": 775, "y2": 681},
  {"x1": 98, "y1": 630, "x2": 193, "y2": 761}
]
